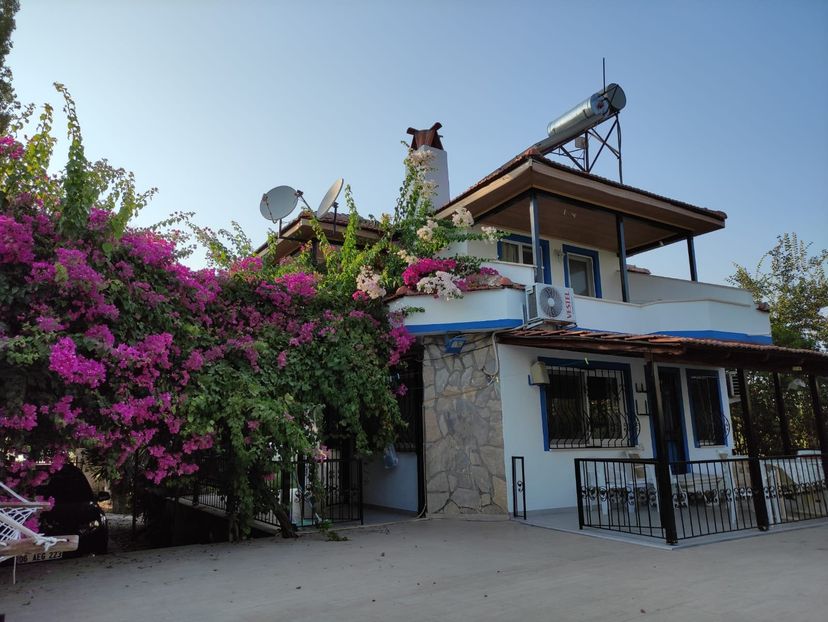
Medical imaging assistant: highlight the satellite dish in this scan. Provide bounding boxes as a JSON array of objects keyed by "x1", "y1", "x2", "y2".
[
  {"x1": 316, "y1": 178, "x2": 344, "y2": 218},
  {"x1": 259, "y1": 185, "x2": 298, "y2": 222}
]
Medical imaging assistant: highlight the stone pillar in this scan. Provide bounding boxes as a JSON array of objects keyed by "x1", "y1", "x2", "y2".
[{"x1": 422, "y1": 334, "x2": 508, "y2": 516}]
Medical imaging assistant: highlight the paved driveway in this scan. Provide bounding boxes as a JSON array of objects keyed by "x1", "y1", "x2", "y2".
[{"x1": 2, "y1": 519, "x2": 826, "y2": 621}]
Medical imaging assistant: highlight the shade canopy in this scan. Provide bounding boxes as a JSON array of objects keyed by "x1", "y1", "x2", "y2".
[
  {"x1": 498, "y1": 327, "x2": 828, "y2": 375},
  {"x1": 435, "y1": 153, "x2": 726, "y2": 255}
]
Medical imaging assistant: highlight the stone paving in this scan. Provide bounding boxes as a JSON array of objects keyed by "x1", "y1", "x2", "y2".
[{"x1": 2, "y1": 518, "x2": 826, "y2": 621}]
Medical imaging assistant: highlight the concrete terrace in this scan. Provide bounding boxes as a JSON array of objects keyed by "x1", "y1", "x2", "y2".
[{"x1": 2, "y1": 519, "x2": 827, "y2": 621}]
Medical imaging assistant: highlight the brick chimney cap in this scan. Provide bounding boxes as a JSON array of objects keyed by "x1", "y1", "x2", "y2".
[{"x1": 406, "y1": 122, "x2": 444, "y2": 150}]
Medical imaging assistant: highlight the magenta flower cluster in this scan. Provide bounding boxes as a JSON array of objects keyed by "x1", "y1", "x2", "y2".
[
  {"x1": 0, "y1": 136, "x2": 23, "y2": 160},
  {"x1": 1, "y1": 181, "x2": 414, "y2": 495},
  {"x1": 49, "y1": 337, "x2": 107, "y2": 388},
  {"x1": 401, "y1": 257, "x2": 457, "y2": 286},
  {"x1": 0, "y1": 214, "x2": 35, "y2": 264}
]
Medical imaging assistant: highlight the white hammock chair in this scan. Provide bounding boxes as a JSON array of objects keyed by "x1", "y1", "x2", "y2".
[{"x1": 1, "y1": 481, "x2": 78, "y2": 584}]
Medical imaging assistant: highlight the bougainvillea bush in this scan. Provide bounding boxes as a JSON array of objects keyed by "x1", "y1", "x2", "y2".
[{"x1": 1, "y1": 86, "x2": 498, "y2": 538}]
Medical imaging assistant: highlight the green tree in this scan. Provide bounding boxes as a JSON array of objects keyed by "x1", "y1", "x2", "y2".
[
  {"x1": 728, "y1": 233, "x2": 827, "y2": 455},
  {"x1": 0, "y1": 0, "x2": 20, "y2": 134},
  {"x1": 730, "y1": 233, "x2": 828, "y2": 350}
]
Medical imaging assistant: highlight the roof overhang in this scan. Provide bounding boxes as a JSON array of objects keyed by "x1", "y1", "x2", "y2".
[
  {"x1": 498, "y1": 328, "x2": 828, "y2": 375},
  {"x1": 435, "y1": 155, "x2": 726, "y2": 255},
  {"x1": 254, "y1": 211, "x2": 381, "y2": 260}
]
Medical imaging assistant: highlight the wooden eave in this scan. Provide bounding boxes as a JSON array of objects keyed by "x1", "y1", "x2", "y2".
[
  {"x1": 256, "y1": 213, "x2": 381, "y2": 261},
  {"x1": 436, "y1": 157, "x2": 726, "y2": 255},
  {"x1": 498, "y1": 329, "x2": 828, "y2": 376}
]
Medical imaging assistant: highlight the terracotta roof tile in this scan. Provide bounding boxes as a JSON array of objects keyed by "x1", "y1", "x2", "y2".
[{"x1": 498, "y1": 326, "x2": 828, "y2": 374}]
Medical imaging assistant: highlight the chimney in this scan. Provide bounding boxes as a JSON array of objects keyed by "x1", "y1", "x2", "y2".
[{"x1": 406, "y1": 122, "x2": 450, "y2": 210}]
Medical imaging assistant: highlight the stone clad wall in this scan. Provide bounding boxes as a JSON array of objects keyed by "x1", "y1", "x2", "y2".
[{"x1": 422, "y1": 334, "x2": 508, "y2": 516}]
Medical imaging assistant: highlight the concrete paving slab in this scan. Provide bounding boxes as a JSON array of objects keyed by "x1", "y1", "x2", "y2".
[{"x1": 1, "y1": 519, "x2": 826, "y2": 622}]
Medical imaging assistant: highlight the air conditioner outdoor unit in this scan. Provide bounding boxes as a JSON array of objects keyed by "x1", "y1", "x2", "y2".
[{"x1": 525, "y1": 284, "x2": 576, "y2": 325}]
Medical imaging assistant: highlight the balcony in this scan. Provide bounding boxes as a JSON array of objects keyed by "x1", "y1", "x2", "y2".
[
  {"x1": 575, "y1": 274, "x2": 770, "y2": 343},
  {"x1": 392, "y1": 260, "x2": 770, "y2": 344}
]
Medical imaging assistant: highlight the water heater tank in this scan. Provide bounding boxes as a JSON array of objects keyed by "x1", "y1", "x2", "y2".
[{"x1": 535, "y1": 84, "x2": 626, "y2": 155}]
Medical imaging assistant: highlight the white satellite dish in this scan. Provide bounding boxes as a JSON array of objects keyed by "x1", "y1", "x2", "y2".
[
  {"x1": 317, "y1": 178, "x2": 344, "y2": 219},
  {"x1": 259, "y1": 185, "x2": 298, "y2": 222}
]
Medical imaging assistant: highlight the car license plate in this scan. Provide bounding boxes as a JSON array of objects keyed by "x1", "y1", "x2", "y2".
[{"x1": 18, "y1": 551, "x2": 63, "y2": 564}]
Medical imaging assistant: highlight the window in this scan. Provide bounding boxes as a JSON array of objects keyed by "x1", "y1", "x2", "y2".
[
  {"x1": 567, "y1": 254, "x2": 595, "y2": 297},
  {"x1": 686, "y1": 370, "x2": 727, "y2": 446},
  {"x1": 562, "y1": 244, "x2": 602, "y2": 298},
  {"x1": 499, "y1": 239, "x2": 534, "y2": 266},
  {"x1": 497, "y1": 234, "x2": 551, "y2": 284},
  {"x1": 543, "y1": 364, "x2": 636, "y2": 448}
]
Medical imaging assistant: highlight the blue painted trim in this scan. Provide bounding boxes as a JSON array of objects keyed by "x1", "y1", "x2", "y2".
[
  {"x1": 685, "y1": 368, "x2": 728, "y2": 447},
  {"x1": 498, "y1": 233, "x2": 552, "y2": 284},
  {"x1": 537, "y1": 356, "x2": 637, "y2": 449},
  {"x1": 658, "y1": 367, "x2": 692, "y2": 473},
  {"x1": 405, "y1": 318, "x2": 523, "y2": 335},
  {"x1": 572, "y1": 326, "x2": 773, "y2": 346},
  {"x1": 562, "y1": 244, "x2": 602, "y2": 298}
]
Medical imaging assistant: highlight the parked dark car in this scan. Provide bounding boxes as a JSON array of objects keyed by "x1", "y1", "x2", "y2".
[{"x1": 35, "y1": 464, "x2": 110, "y2": 556}]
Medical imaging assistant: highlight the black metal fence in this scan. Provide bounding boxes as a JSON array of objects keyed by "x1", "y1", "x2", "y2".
[
  {"x1": 575, "y1": 453, "x2": 828, "y2": 543},
  {"x1": 511, "y1": 456, "x2": 526, "y2": 520},
  {"x1": 190, "y1": 458, "x2": 363, "y2": 530}
]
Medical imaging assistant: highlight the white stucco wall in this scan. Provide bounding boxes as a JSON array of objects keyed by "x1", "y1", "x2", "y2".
[
  {"x1": 362, "y1": 452, "x2": 418, "y2": 512},
  {"x1": 388, "y1": 288, "x2": 525, "y2": 334},
  {"x1": 573, "y1": 295, "x2": 771, "y2": 339},
  {"x1": 391, "y1": 286, "x2": 770, "y2": 341},
  {"x1": 497, "y1": 343, "x2": 733, "y2": 512},
  {"x1": 628, "y1": 272, "x2": 754, "y2": 305}
]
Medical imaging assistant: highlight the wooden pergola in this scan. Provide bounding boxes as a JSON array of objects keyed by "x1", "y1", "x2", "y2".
[{"x1": 499, "y1": 327, "x2": 828, "y2": 544}]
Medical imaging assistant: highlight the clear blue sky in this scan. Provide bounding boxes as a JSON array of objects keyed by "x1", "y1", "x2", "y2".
[{"x1": 8, "y1": 1, "x2": 828, "y2": 284}]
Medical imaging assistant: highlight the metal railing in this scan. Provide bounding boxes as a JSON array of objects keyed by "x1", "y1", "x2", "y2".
[
  {"x1": 190, "y1": 458, "x2": 363, "y2": 530},
  {"x1": 575, "y1": 457, "x2": 662, "y2": 538},
  {"x1": 575, "y1": 453, "x2": 828, "y2": 543},
  {"x1": 511, "y1": 456, "x2": 526, "y2": 520}
]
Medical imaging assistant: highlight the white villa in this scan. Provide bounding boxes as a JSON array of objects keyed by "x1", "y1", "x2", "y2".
[{"x1": 265, "y1": 121, "x2": 828, "y2": 545}]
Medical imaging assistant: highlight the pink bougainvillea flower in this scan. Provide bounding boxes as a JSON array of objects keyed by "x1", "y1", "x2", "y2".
[
  {"x1": 0, "y1": 214, "x2": 35, "y2": 264},
  {"x1": 49, "y1": 337, "x2": 106, "y2": 388},
  {"x1": 36, "y1": 316, "x2": 66, "y2": 332},
  {"x1": 402, "y1": 257, "x2": 457, "y2": 287}
]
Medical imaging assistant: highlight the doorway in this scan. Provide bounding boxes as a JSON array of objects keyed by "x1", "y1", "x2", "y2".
[
  {"x1": 360, "y1": 347, "x2": 425, "y2": 521},
  {"x1": 658, "y1": 367, "x2": 689, "y2": 475}
]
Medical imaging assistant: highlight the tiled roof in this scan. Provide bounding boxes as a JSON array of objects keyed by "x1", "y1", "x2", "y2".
[
  {"x1": 498, "y1": 327, "x2": 828, "y2": 375},
  {"x1": 254, "y1": 210, "x2": 382, "y2": 255},
  {"x1": 384, "y1": 280, "x2": 525, "y2": 303}
]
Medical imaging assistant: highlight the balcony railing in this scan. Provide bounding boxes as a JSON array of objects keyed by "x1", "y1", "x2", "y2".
[{"x1": 575, "y1": 453, "x2": 828, "y2": 543}]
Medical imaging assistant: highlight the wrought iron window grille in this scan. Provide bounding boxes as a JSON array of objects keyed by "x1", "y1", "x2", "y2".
[
  {"x1": 687, "y1": 372, "x2": 729, "y2": 447},
  {"x1": 545, "y1": 365, "x2": 638, "y2": 448}
]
